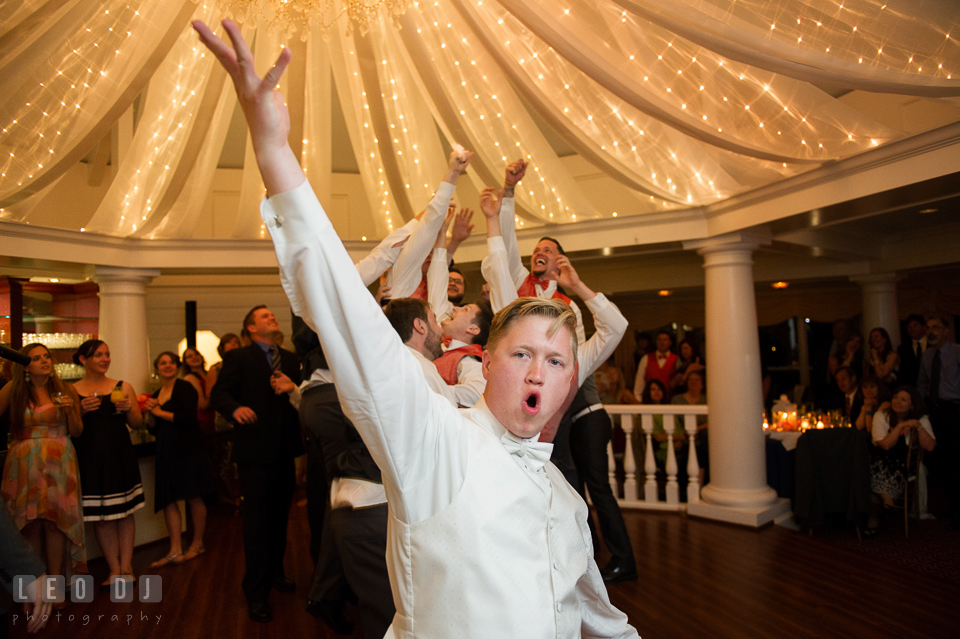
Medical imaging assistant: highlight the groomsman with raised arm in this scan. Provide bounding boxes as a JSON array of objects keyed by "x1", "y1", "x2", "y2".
[{"x1": 194, "y1": 19, "x2": 639, "y2": 639}]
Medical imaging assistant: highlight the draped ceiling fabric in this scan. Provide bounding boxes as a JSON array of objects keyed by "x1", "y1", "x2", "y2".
[{"x1": 1, "y1": 0, "x2": 958, "y2": 240}]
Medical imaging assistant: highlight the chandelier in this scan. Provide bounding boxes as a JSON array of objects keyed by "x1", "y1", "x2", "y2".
[{"x1": 217, "y1": 0, "x2": 413, "y2": 38}]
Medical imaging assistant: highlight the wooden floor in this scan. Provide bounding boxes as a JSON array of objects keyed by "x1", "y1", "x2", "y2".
[{"x1": 7, "y1": 499, "x2": 959, "y2": 639}]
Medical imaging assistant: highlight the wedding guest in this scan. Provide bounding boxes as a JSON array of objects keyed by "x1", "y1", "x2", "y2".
[
  {"x1": 918, "y1": 313, "x2": 960, "y2": 528},
  {"x1": 831, "y1": 331, "x2": 864, "y2": 383},
  {"x1": 897, "y1": 314, "x2": 927, "y2": 387},
  {"x1": 643, "y1": 379, "x2": 676, "y2": 467},
  {"x1": 181, "y1": 347, "x2": 215, "y2": 435},
  {"x1": 0, "y1": 344, "x2": 84, "y2": 608},
  {"x1": 597, "y1": 366, "x2": 639, "y2": 405},
  {"x1": 855, "y1": 375, "x2": 892, "y2": 433},
  {"x1": 194, "y1": 18, "x2": 638, "y2": 637},
  {"x1": 671, "y1": 338, "x2": 704, "y2": 393},
  {"x1": 865, "y1": 327, "x2": 899, "y2": 386},
  {"x1": 144, "y1": 352, "x2": 215, "y2": 567},
  {"x1": 71, "y1": 339, "x2": 144, "y2": 591},
  {"x1": 865, "y1": 386, "x2": 936, "y2": 537},
  {"x1": 833, "y1": 365, "x2": 865, "y2": 425},
  {"x1": 670, "y1": 369, "x2": 708, "y2": 488},
  {"x1": 210, "y1": 306, "x2": 303, "y2": 623},
  {"x1": 633, "y1": 331, "x2": 678, "y2": 399}
]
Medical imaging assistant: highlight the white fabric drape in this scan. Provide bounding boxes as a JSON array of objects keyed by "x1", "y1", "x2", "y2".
[{"x1": 0, "y1": 0, "x2": 957, "y2": 238}]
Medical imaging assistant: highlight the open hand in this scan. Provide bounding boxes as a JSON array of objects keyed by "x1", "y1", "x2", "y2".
[
  {"x1": 555, "y1": 255, "x2": 581, "y2": 290},
  {"x1": 479, "y1": 187, "x2": 503, "y2": 219},
  {"x1": 451, "y1": 208, "x2": 475, "y2": 242}
]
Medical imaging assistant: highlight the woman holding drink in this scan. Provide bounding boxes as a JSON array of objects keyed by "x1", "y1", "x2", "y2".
[
  {"x1": 0, "y1": 343, "x2": 85, "y2": 606},
  {"x1": 71, "y1": 339, "x2": 144, "y2": 590}
]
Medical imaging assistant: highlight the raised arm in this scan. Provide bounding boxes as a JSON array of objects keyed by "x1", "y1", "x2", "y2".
[
  {"x1": 387, "y1": 152, "x2": 473, "y2": 298},
  {"x1": 499, "y1": 160, "x2": 530, "y2": 289},
  {"x1": 355, "y1": 219, "x2": 413, "y2": 287},
  {"x1": 480, "y1": 187, "x2": 520, "y2": 314},
  {"x1": 556, "y1": 256, "x2": 627, "y2": 385},
  {"x1": 445, "y1": 207, "x2": 474, "y2": 260},
  {"x1": 195, "y1": 20, "x2": 464, "y2": 523},
  {"x1": 427, "y1": 210, "x2": 455, "y2": 322}
]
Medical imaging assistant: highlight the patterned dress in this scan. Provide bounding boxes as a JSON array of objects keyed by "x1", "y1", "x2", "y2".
[{"x1": 1, "y1": 403, "x2": 85, "y2": 560}]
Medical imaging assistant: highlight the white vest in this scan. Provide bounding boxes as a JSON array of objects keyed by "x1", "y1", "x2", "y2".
[{"x1": 386, "y1": 411, "x2": 592, "y2": 639}]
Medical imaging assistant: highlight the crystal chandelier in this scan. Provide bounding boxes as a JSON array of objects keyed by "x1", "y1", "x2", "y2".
[{"x1": 217, "y1": 0, "x2": 412, "y2": 38}]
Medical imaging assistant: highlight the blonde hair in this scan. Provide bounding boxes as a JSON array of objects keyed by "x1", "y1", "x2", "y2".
[{"x1": 486, "y1": 297, "x2": 578, "y2": 362}]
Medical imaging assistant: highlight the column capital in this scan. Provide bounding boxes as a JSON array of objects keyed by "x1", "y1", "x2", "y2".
[
  {"x1": 92, "y1": 266, "x2": 161, "y2": 286},
  {"x1": 849, "y1": 272, "x2": 904, "y2": 287},
  {"x1": 682, "y1": 228, "x2": 772, "y2": 256}
]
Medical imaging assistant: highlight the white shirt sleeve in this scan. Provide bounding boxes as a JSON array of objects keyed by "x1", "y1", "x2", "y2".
[
  {"x1": 634, "y1": 355, "x2": 649, "y2": 398},
  {"x1": 576, "y1": 295, "x2": 628, "y2": 386},
  {"x1": 411, "y1": 347, "x2": 461, "y2": 408},
  {"x1": 387, "y1": 182, "x2": 456, "y2": 298},
  {"x1": 480, "y1": 236, "x2": 521, "y2": 314},
  {"x1": 261, "y1": 180, "x2": 466, "y2": 524},
  {"x1": 354, "y1": 218, "x2": 417, "y2": 287},
  {"x1": 452, "y1": 356, "x2": 486, "y2": 408},
  {"x1": 427, "y1": 247, "x2": 453, "y2": 322},
  {"x1": 568, "y1": 299, "x2": 587, "y2": 348},
  {"x1": 871, "y1": 410, "x2": 890, "y2": 443},
  {"x1": 498, "y1": 196, "x2": 530, "y2": 290}
]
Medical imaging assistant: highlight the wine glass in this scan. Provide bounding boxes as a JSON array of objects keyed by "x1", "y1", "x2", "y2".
[{"x1": 111, "y1": 388, "x2": 127, "y2": 416}]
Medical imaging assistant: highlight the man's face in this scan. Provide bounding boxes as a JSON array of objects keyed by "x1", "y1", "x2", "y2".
[
  {"x1": 530, "y1": 240, "x2": 561, "y2": 279},
  {"x1": 423, "y1": 309, "x2": 444, "y2": 359},
  {"x1": 836, "y1": 369, "x2": 855, "y2": 394},
  {"x1": 447, "y1": 272, "x2": 465, "y2": 302},
  {"x1": 248, "y1": 308, "x2": 280, "y2": 341},
  {"x1": 926, "y1": 319, "x2": 948, "y2": 348},
  {"x1": 442, "y1": 304, "x2": 480, "y2": 341},
  {"x1": 907, "y1": 320, "x2": 926, "y2": 340},
  {"x1": 656, "y1": 333, "x2": 672, "y2": 354},
  {"x1": 482, "y1": 316, "x2": 575, "y2": 439}
]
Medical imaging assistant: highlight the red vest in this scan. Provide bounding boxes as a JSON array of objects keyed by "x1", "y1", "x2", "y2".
[
  {"x1": 434, "y1": 344, "x2": 484, "y2": 385},
  {"x1": 517, "y1": 273, "x2": 572, "y2": 306},
  {"x1": 645, "y1": 352, "x2": 678, "y2": 388},
  {"x1": 409, "y1": 275, "x2": 429, "y2": 301}
]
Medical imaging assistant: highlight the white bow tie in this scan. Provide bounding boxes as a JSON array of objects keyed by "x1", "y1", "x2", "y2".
[{"x1": 501, "y1": 431, "x2": 553, "y2": 472}]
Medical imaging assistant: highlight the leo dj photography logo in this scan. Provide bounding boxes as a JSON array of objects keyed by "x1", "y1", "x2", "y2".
[{"x1": 13, "y1": 574, "x2": 163, "y2": 603}]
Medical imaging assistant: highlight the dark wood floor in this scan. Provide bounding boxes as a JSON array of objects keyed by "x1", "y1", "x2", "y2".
[{"x1": 7, "y1": 499, "x2": 959, "y2": 639}]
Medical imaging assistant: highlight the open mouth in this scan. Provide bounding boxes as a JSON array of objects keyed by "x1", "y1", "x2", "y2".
[
  {"x1": 523, "y1": 391, "x2": 540, "y2": 415},
  {"x1": 534, "y1": 257, "x2": 547, "y2": 267}
]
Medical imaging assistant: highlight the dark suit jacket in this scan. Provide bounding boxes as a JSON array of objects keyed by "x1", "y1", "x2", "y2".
[
  {"x1": 211, "y1": 342, "x2": 304, "y2": 465},
  {"x1": 897, "y1": 341, "x2": 924, "y2": 388}
]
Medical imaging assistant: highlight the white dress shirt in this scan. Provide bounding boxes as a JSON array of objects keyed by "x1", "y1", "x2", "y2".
[
  {"x1": 386, "y1": 181, "x2": 456, "y2": 298},
  {"x1": 426, "y1": 246, "x2": 454, "y2": 323},
  {"x1": 261, "y1": 180, "x2": 638, "y2": 639}
]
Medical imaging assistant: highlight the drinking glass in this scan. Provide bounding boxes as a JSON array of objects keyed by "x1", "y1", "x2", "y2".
[{"x1": 111, "y1": 388, "x2": 127, "y2": 416}]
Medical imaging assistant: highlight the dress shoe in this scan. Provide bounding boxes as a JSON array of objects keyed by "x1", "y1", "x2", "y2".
[
  {"x1": 305, "y1": 599, "x2": 354, "y2": 635},
  {"x1": 600, "y1": 560, "x2": 638, "y2": 584},
  {"x1": 247, "y1": 600, "x2": 273, "y2": 623},
  {"x1": 273, "y1": 577, "x2": 296, "y2": 593}
]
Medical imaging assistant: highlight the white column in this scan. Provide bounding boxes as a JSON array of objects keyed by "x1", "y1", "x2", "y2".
[
  {"x1": 852, "y1": 273, "x2": 901, "y2": 348},
  {"x1": 683, "y1": 231, "x2": 789, "y2": 527},
  {"x1": 93, "y1": 266, "x2": 160, "y2": 396}
]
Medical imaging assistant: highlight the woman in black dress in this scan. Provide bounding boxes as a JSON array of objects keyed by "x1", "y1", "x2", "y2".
[
  {"x1": 144, "y1": 352, "x2": 215, "y2": 567},
  {"x1": 71, "y1": 339, "x2": 144, "y2": 590}
]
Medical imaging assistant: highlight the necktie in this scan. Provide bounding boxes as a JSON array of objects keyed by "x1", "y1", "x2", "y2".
[
  {"x1": 916, "y1": 341, "x2": 922, "y2": 359},
  {"x1": 930, "y1": 349, "x2": 942, "y2": 400},
  {"x1": 501, "y1": 431, "x2": 553, "y2": 472},
  {"x1": 270, "y1": 344, "x2": 281, "y2": 373}
]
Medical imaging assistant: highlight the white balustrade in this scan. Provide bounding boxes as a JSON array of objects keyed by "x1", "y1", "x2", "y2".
[{"x1": 605, "y1": 404, "x2": 709, "y2": 512}]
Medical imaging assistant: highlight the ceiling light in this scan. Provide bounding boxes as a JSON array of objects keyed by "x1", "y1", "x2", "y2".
[
  {"x1": 772, "y1": 281, "x2": 789, "y2": 289},
  {"x1": 918, "y1": 208, "x2": 938, "y2": 214},
  {"x1": 659, "y1": 290, "x2": 672, "y2": 297}
]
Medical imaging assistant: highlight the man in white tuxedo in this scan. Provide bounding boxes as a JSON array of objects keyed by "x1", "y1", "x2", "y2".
[{"x1": 194, "y1": 20, "x2": 639, "y2": 639}]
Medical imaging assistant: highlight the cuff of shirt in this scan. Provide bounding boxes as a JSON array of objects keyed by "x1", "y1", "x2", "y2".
[
  {"x1": 486, "y1": 236, "x2": 507, "y2": 252},
  {"x1": 260, "y1": 179, "x2": 332, "y2": 246},
  {"x1": 584, "y1": 292, "x2": 610, "y2": 313}
]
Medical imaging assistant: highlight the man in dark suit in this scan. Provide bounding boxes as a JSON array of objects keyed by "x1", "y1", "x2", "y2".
[
  {"x1": 833, "y1": 365, "x2": 864, "y2": 425},
  {"x1": 211, "y1": 305, "x2": 304, "y2": 623},
  {"x1": 897, "y1": 314, "x2": 928, "y2": 387}
]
